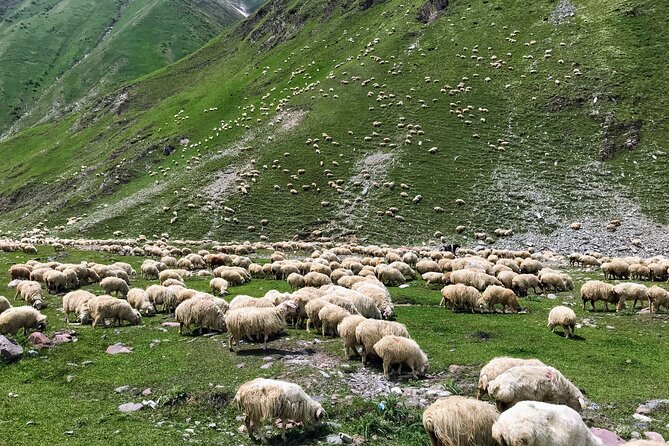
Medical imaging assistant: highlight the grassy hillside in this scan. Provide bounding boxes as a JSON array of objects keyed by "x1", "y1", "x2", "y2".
[
  {"x1": 0, "y1": 0, "x2": 266, "y2": 135},
  {"x1": 0, "y1": 0, "x2": 667, "y2": 246}
]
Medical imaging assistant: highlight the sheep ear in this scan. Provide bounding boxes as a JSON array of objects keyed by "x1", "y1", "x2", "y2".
[
  {"x1": 579, "y1": 397, "x2": 587, "y2": 410},
  {"x1": 315, "y1": 407, "x2": 324, "y2": 420}
]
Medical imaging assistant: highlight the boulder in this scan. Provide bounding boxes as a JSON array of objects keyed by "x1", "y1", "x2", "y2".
[
  {"x1": 0, "y1": 335, "x2": 23, "y2": 362},
  {"x1": 28, "y1": 332, "x2": 53, "y2": 349}
]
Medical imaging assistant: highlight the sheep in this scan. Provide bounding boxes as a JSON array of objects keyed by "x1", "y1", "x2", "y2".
[
  {"x1": 416, "y1": 260, "x2": 441, "y2": 274},
  {"x1": 62, "y1": 290, "x2": 95, "y2": 324},
  {"x1": 175, "y1": 298, "x2": 226, "y2": 335},
  {"x1": 0, "y1": 306, "x2": 47, "y2": 335},
  {"x1": 287, "y1": 272, "x2": 305, "y2": 290},
  {"x1": 146, "y1": 285, "x2": 179, "y2": 312},
  {"x1": 477, "y1": 357, "x2": 546, "y2": 400},
  {"x1": 89, "y1": 296, "x2": 142, "y2": 328},
  {"x1": 613, "y1": 282, "x2": 649, "y2": 311},
  {"x1": 229, "y1": 295, "x2": 274, "y2": 311},
  {"x1": 209, "y1": 278, "x2": 229, "y2": 296},
  {"x1": 352, "y1": 280, "x2": 395, "y2": 319},
  {"x1": 127, "y1": 288, "x2": 156, "y2": 316},
  {"x1": 422, "y1": 272, "x2": 449, "y2": 287},
  {"x1": 337, "y1": 315, "x2": 366, "y2": 358},
  {"x1": 141, "y1": 263, "x2": 160, "y2": 279},
  {"x1": 112, "y1": 261, "x2": 136, "y2": 278},
  {"x1": 305, "y1": 298, "x2": 331, "y2": 333},
  {"x1": 354, "y1": 319, "x2": 410, "y2": 364},
  {"x1": 14, "y1": 281, "x2": 45, "y2": 309},
  {"x1": 225, "y1": 303, "x2": 292, "y2": 351},
  {"x1": 478, "y1": 286, "x2": 520, "y2": 312},
  {"x1": 601, "y1": 260, "x2": 630, "y2": 280},
  {"x1": 440, "y1": 284, "x2": 480, "y2": 312},
  {"x1": 373, "y1": 335, "x2": 428, "y2": 378},
  {"x1": 45, "y1": 270, "x2": 68, "y2": 294},
  {"x1": 100, "y1": 277, "x2": 130, "y2": 298},
  {"x1": 492, "y1": 401, "x2": 603, "y2": 446},
  {"x1": 539, "y1": 272, "x2": 569, "y2": 293},
  {"x1": 511, "y1": 274, "x2": 542, "y2": 297},
  {"x1": 487, "y1": 365, "x2": 586, "y2": 412},
  {"x1": 234, "y1": 378, "x2": 324, "y2": 443},
  {"x1": 62, "y1": 268, "x2": 79, "y2": 290},
  {"x1": 520, "y1": 258, "x2": 542, "y2": 274},
  {"x1": 548, "y1": 306, "x2": 577, "y2": 338},
  {"x1": 377, "y1": 265, "x2": 405, "y2": 286},
  {"x1": 319, "y1": 303, "x2": 351, "y2": 336},
  {"x1": 578, "y1": 255, "x2": 600, "y2": 268},
  {"x1": 496, "y1": 270, "x2": 518, "y2": 289},
  {"x1": 0, "y1": 296, "x2": 11, "y2": 314},
  {"x1": 450, "y1": 269, "x2": 499, "y2": 291},
  {"x1": 9, "y1": 265, "x2": 31, "y2": 280},
  {"x1": 630, "y1": 263, "x2": 651, "y2": 281},
  {"x1": 580, "y1": 280, "x2": 617, "y2": 311},
  {"x1": 649, "y1": 286, "x2": 669, "y2": 313},
  {"x1": 423, "y1": 396, "x2": 499, "y2": 446},
  {"x1": 338, "y1": 275, "x2": 367, "y2": 288}
]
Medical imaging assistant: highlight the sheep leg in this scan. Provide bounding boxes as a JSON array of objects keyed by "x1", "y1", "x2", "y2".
[
  {"x1": 93, "y1": 316, "x2": 101, "y2": 328},
  {"x1": 321, "y1": 324, "x2": 326, "y2": 337},
  {"x1": 383, "y1": 359, "x2": 390, "y2": 378},
  {"x1": 179, "y1": 323, "x2": 184, "y2": 335},
  {"x1": 306, "y1": 318, "x2": 311, "y2": 333},
  {"x1": 411, "y1": 366, "x2": 418, "y2": 379},
  {"x1": 263, "y1": 334, "x2": 268, "y2": 350},
  {"x1": 281, "y1": 419, "x2": 287, "y2": 441},
  {"x1": 228, "y1": 333, "x2": 234, "y2": 351}
]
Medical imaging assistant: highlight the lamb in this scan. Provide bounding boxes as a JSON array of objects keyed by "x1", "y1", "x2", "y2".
[
  {"x1": 62, "y1": 290, "x2": 95, "y2": 323},
  {"x1": 477, "y1": 357, "x2": 546, "y2": 399},
  {"x1": 548, "y1": 306, "x2": 577, "y2": 338},
  {"x1": 0, "y1": 296, "x2": 11, "y2": 313},
  {"x1": 209, "y1": 277, "x2": 229, "y2": 296},
  {"x1": 88, "y1": 295, "x2": 142, "y2": 328},
  {"x1": 0, "y1": 306, "x2": 47, "y2": 335},
  {"x1": 423, "y1": 396, "x2": 499, "y2": 446},
  {"x1": 175, "y1": 297, "x2": 226, "y2": 335},
  {"x1": 373, "y1": 335, "x2": 428, "y2": 378},
  {"x1": 355, "y1": 319, "x2": 410, "y2": 364},
  {"x1": 287, "y1": 272, "x2": 305, "y2": 289},
  {"x1": 127, "y1": 288, "x2": 156, "y2": 316},
  {"x1": 511, "y1": 274, "x2": 542, "y2": 297},
  {"x1": 491, "y1": 401, "x2": 603, "y2": 446},
  {"x1": 649, "y1": 286, "x2": 669, "y2": 313},
  {"x1": 234, "y1": 378, "x2": 324, "y2": 443},
  {"x1": 487, "y1": 365, "x2": 586, "y2": 412},
  {"x1": 318, "y1": 303, "x2": 352, "y2": 336},
  {"x1": 14, "y1": 280, "x2": 45, "y2": 309},
  {"x1": 613, "y1": 282, "x2": 649, "y2": 311},
  {"x1": 100, "y1": 277, "x2": 130, "y2": 298},
  {"x1": 478, "y1": 286, "x2": 520, "y2": 312},
  {"x1": 580, "y1": 280, "x2": 617, "y2": 311},
  {"x1": 225, "y1": 303, "x2": 292, "y2": 351},
  {"x1": 440, "y1": 284, "x2": 480, "y2": 312},
  {"x1": 337, "y1": 315, "x2": 366, "y2": 358}
]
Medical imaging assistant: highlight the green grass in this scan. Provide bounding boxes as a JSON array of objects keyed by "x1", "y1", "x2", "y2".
[{"x1": 2, "y1": 247, "x2": 669, "y2": 445}]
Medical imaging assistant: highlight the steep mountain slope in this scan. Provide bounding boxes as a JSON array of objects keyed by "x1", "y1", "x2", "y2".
[
  {"x1": 0, "y1": 0, "x2": 667, "y2": 249},
  {"x1": 0, "y1": 0, "x2": 265, "y2": 135}
]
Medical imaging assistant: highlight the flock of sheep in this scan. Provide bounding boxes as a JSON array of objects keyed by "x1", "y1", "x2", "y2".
[{"x1": 1, "y1": 237, "x2": 669, "y2": 445}]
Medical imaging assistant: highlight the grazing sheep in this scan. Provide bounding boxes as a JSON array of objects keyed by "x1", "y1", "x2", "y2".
[
  {"x1": 478, "y1": 286, "x2": 520, "y2": 312},
  {"x1": 613, "y1": 282, "x2": 649, "y2": 311},
  {"x1": 539, "y1": 272, "x2": 570, "y2": 293},
  {"x1": 62, "y1": 290, "x2": 95, "y2": 324},
  {"x1": 520, "y1": 259, "x2": 542, "y2": 274},
  {"x1": 423, "y1": 396, "x2": 499, "y2": 446},
  {"x1": 305, "y1": 298, "x2": 331, "y2": 333},
  {"x1": 487, "y1": 365, "x2": 586, "y2": 412},
  {"x1": 287, "y1": 272, "x2": 305, "y2": 290},
  {"x1": 477, "y1": 357, "x2": 546, "y2": 400},
  {"x1": 9, "y1": 265, "x2": 31, "y2": 280},
  {"x1": 548, "y1": 306, "x2": 577, "y2": 338},
  {"x1": 352, "y1": 280, "x2": 395, "y2": 319},
  {"x1": 496, "y1": 270, "x2": 518, "y2": 289},
  {"x1": 373, "y1": 335, "x2": 428, "y2": 378},
  {"x1": 303, "y1": 271, "x2": 332, "y2": 287},
  {"x1": 89, "y1": 296, "x2": 141, "y2": 328},
  {"x1": 0, "y1": 306, "x2": 47, "y2": 335},
  {"x1": 100, "y1": 277, "x2": 130, "y2": 298},
  {"x1": 630, "y1": 263, "x2": 651, "y2": 281},
  {"x1": 440, "y1": 284, "x2": 480, "y2": 312},
  {"x1": 209, "y1": 278, "x2": 229, "y2": 296},
  {"x1": 234, "y1": 378, "x2": 324, "y2": 443},
  {"x1": 580, "y1": 280, "x2": 617, "y2": 311},
  {"x1": 649, "y1": 286, "x2": 669, "y2": 313},
  {"x1": 337, "y1": 315, "x2": 366, "y2": 358},
  {"x1": 318, "y1": 303, "x2": 351, "y2": 336},
  {"x1": 511, "y1": 274, "x2": 542, "y2": 297},
  {"x1": 0, "y1": 296, "x2": 11, "y2": 314},
  {"x1": 127, "y1": 288, "x2": 156, "y2": 316},
  {"x1": 451, "y1": 269, "x2": 500, "y2": 291},
  {"x1": 229, "y1": 295, "x2": 274, "y2": 311},
  {"x1": 146, "y1": 285, "x2": 179, "y2": 312},
  {"x1": 492, "y1": 401, "x2": 603, "y2": 446},
  {"x1": 601, "y1": 260, "x2": 630, "y2": 280},
  {"x1": 175, "y1": 298, "x2": 226, "y2": 335},
  {"x1": 225, "y1": 304, "x2": 292, "y2": 351},
  {"x1": 377, "y1": 266, "x2": 405, "y2": 286},
  {"x1": 14, "y1": 280, "x2": 45, "y2": 309},
  {"x1": 141, "y1": 263, "x2": 160, "y2": 280},
  {"x1": 45, "y1": 270, "x2": 68, "y2": 294},
  {"x1": 416, "y1": 260, "x2": 441, "y2": 274},
  {"x1": 422, "y1": 272, "x2": 449, "y2": 287},
  {"x1": 354, "y1": 319, "x2": 410, "y2": 364}
]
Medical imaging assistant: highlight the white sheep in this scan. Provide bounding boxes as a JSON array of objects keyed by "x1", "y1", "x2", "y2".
[
  {"x1": 0, "y1": 296, "x2": 11, "y2": 314},
  {"x1": 373, "y1": 335, "x2": 428, "y2": 378},
  {"x1": 649, "y1": 286, "x2": 669, "y2": 313},
  {"x1": 477, "y1": 357, "x2": 546, "y2": 399},
  {"x1": 352, "y1": 280, "x2": 395, "y2": 319},
  {"x1": 478, "y1": 286, "x2": 519, "y2": 312},
  {"x1": 235, "y1": 378, "x2": 324, "y2": 443},
  {"x1": 287, "y1": 272, "x2": 305, "y2": 289},
  {"x1": 440, "y1": 284, "x2": 480, "y2": 312},
  {"x1": 209, "y1": 277, "x2": 229, "y2": 296},
  {"x1": 487, "y1": 365, "x2": 586, "y2": 412},
  {"x1": 355, "y1": 319, "x2": 410, "y2": 364},
  {"x1": 14, "y1": 280, "x2": 45, "y2": 309},
  {"x1": 146, "y1": 285, "x2": 179, "y2": 312},
  {"x1": 175, "y1": 298, "x2": 226, "y2": 335},
  {"x1": 613, "y1": 282, "x2": 649, "y2": 311},
  {"x1": 423, "y1": 396, "x2": 499, "y2": 446},
  {"x1": 229, "y1": 295, "x2": 274, "y2": 310},
  {"x1": 492, "y1": 401, "x2": 603, "y2": 446},
  {"x1": 580, "y1": 280, "x2": 617, "y2": 311},
  {"x1": 0, "y1": 306, "x2": 47, "y2": 335},
  {"x1": 45, "y1": 269, "x2": 68, "y2": 294},
  {"x1": 225, "y1": 303, "x2": 292, "y2": 351},
  {"x1": 89, "y1": 295, "x2": 141, "y2": 328},
  {"x1": 127, "y1": 288, "x2": 156, "y2": 316},
  {"x1": 100, "y1": 277, "x2": 130, "y2": 298},
  {"x1": 62, "y1": 290, "x2": 95, "y2": 324},
  {"x1": 318, "y1": 303, "x2": 351, "y2": 337},
  {"x1": 548, "y1": 306, "x2": 577, "y2": 338},
  {"x1": 337, "y1": 315, "x2": 366, "y2": 358}
]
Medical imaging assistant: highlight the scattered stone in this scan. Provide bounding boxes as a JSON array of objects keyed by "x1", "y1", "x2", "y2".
[
  {"x1": 391, "y1": 387, "x2": 402, "y2": 394},
  {"x1": 260, "y1": 362, "x2": 273, "y2": 369},
  {"x1": 161, "y1": 322, "x2": 180, "y2": 328},
  {"x1": 632, "y1": 413, "x2": 652, "y2": 423},
  {"x1": 590, "y1": 427, "x2": 625, "y2": 446},
  {"x1": 119, "y1": 402, "x2": 143, "y2": 413},
  {"x1": 327, "y1": 434, "x2": 343, "y2": 444},
  {"x1": 106, "y1": 344, "x2": 133, "y2": 355},
  {"x1": 263, "y1": 356, "x2": 273, "y2": 362},
  {"x1": 0, "y1": 335, "x2": 23, "y2": 363},
  {"x1": 115, "y1": 386, "x2": 131, "y2": 393},
  {"x1": 142, "y1": 388, "x2": 152, "y2": 396},
  {"x1": 547, "y1": 294, "x2": 557, "y2": 300},
  {"x1": 28, "y1": 332, "x2": 53, "y2": 349}
]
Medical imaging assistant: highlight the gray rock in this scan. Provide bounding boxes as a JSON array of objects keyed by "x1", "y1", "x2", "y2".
[
  {"x1": 115, "y1": 385, "x2": 131, "y2": 393},
  {"x1": 326, "y1": 434, "x2": 343, "y2": 445},
  {"x1": 119, "y1": 402, "x2": 143, "y2": 413},
  {"x1": 0, "y1": 335, "x2": 23, "y2": 363},
  {"x1": 260, "y1": 362, "x2": 273, "y2": 369}
]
